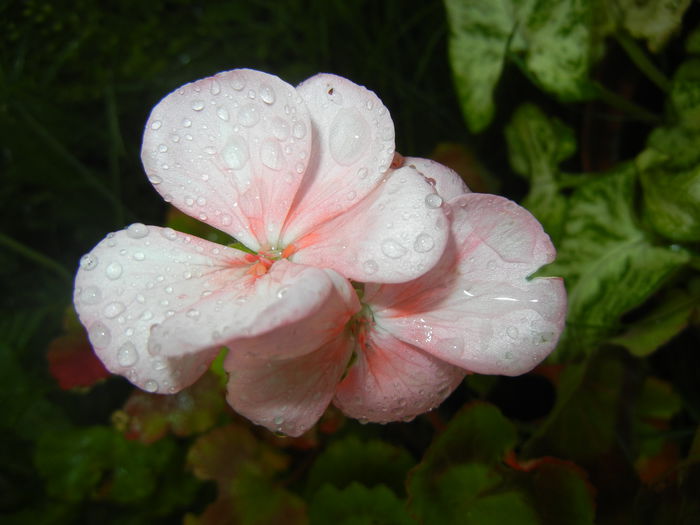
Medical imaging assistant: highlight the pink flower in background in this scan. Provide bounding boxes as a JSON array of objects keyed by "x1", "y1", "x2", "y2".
[{"x1": 74, "y1": 69, "x2": 566, "y2": 437}]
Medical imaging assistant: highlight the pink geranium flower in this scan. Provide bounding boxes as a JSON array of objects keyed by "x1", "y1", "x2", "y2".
[{"x1": 74, "y1": 69, "x2": 566, "y2": 437}]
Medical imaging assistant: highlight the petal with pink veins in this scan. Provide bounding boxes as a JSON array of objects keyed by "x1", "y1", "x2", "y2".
[
  {"x1": 365, "y1": 194, "x2": 567, "y2": 376},
  {"x1": 280, "y1": 74, "x2": 395, "y2": 244},
  {"x1": 403, "y1": 156, "x2": 470, "y2": 201},
  {"x1": 142, "y1": 69, "x2": 312, "y2": 251},
  {"x1": 151, "y1": 260, "x2": 360, "y2": 361},
  {"x1": 74, "y1": 225, "x2": 253, "y2": 393},
  {"x1": 334, "y1": 325, "x2": 465, "y2": 424},
  {"x1": 291, "y1": 166, "x2": 449, "y2": 283},
  {"x1": 225, "y1": 335, "x2": 353, "y2": 437}
]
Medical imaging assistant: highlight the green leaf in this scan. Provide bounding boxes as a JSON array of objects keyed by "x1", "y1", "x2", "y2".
[
  {"x1": 609, "y1": 287, "x2": 698, "y2": 356},
  {"x1": 546, "y1": 164, "x2": 690, "y2": 360},
  {"x1": 518, "y1": 0, "x2": 598, "y2": 100},
  {"x1": 306, "y1": 436, "x2": 415, "y2": 497},
  {"x1": 310, "y1": 483, "x2": 415, "y2": 525},
  {"x1": 669, "y1": 59, "x2": 700, "y2": 128},
  {"x1": 34, "y1": 426, "x2": 179, "y2": 503},
  {"x1": 504, "y1": 103, "x2": 576, "y2": 242},
  {"x1": 444, "y1": 0, "x2": 518, "y2": 132},
  {"x1": 612, "y1": 0, "x2": 692, "y2": 53},
  {"x1": 634, "y1": 377, "x2": 683, "y2": 457}
]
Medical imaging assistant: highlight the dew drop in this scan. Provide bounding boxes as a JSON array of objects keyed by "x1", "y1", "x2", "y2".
[
  {"x1": 117, "y1": 342, "x2": 139, "y2": 367},
  {"x1": 144, "y1": 379, "x2": 159, "y2": 393},
  {"x1": 260, "y1": 139, "x2": 283, "y2": 170},
  {"x1": 425, "y1": 193, "x2": 443, "y2": 209},
  {"x1": 222, "y1": 135, "x2": 249, "y2": 169},
  {"x1": 292, "y1": 121, "x2": 306, "y2": 139},
  {"x1": 216, "y1": 106, "x2": 230, "y2": 121},
  {"x1": 105, "y1": 261, "x2": 123, "y2": 280},
  {"x1": 191, "y1": 99, "x2": 205, "y2": 111},
  {"x1": 329, "y1": 108, "x2": 369, "y2": 166},
  {"x1": 259, "y1": 84, "x2": 276, "y2": 104},
  {"x1": 204, "y1": 146, "x2": 217, "y2": 155},
  {"x1": 210, "y1": 79, "x2": 221, "y2": 95},
  {"x1": 381, "y1": 239, "x2": 407, "y2": 259},
  {"x1": 229, "y1": 74, "x2": 245, "y2": 91},
  {"x1": 158, "y1": 144, "x2": 168, "y2": 153},
  {"x1": 79, "y1": 253, "x2": 98, "y2": 270},
  {"x1": 81, "y1": 286, "x2": 102, "y2": 305},
  {"x1": 182, "y1": 118, "x2": 192, "y2": 128},
  {"x1": 363, "y1": 259, "x2": 379, "y2": 275},
  {"x1": 126, "y1": 223, "x2": 149, "y2": 239},
  {"x1": 103, "y1": 301, "x2": 125, "y2": 319},
  {"x1": 276, "y1": 286, "x2": 289, "y2": 299},
  {"x1": 273, "y1": 415, "x2": 284, "y2": 425},
  {"x1": 88, "y1": 321, "x2": 111, "y2": 348},
  {"x1": 238, "y1": 103, "x2": 260, "y2": 127},
  {"x1": 153, "y1": 357, "x2": 167, "y2": 371},
  {"x1": 271, "y1": 117, "x2": 290, "y2": 140},
  {"x1": 150, "y1": 120, "x2": 162, "y2": 130},
  {"x1": 161, "y1": 227, "x2": 177, "y2": 241},
  {"x1": 221, "y1": 214, "x2": 233, "y2": 226},
  {"x1": 187, "y1": 309, "x2": 200, "y2": 319},
  {"x1": 148, "y1": 175, "x2": 163, "y2": 185},
  {"x1": 413, "y1": 233, "x2": 434, "y2": 253},
  {"x1": 133, "y1": 252, "x2": 145, "y2": 261},
  {"x1": 506, "y1": 326, "x2": 519, "y2": 339}
]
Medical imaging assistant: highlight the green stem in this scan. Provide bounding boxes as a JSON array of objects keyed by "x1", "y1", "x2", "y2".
[
  {"x1": 594, "y1": 83, "x2": 663, "y2": 124},
  {"x1": 616, "y1": 33, "x2": 671, "y2": 93},
  {"x1": 0, "y1": 232, "x2": 72, "y2": 282}
]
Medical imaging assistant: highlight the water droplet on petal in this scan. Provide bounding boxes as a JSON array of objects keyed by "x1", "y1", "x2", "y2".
[
  {"x1": 81, "y1": 286, "x2": 102, "y2": 305},
  {"x1": 381, "y1": 239, "x2": 407, "y2": 259},
  {"x1": 292, "y1": 121, "x2": 306, "y2": 139},
  {"x1": 216, "y1": 106, "x2": 230, "y2": 121},
  {"x1": 329, "y1": 108, "x2": 370, "y2": 166},
  {"x1": 506, "y1": 326, "x2": 519, "y2": 339},
  {"x1": 187, "y1": 309, "x2": 200, "y2": 319},
  {"x1": 144, "y1": 379, "x2": 159, "y2": 393},
  {"x1": 88, "y1": 321, "x2": 111, "y2": 348},
  {"x1": 126, "y1": 223, "x2": 149, "y2": 239},
  {"x1": 148, "y1": 175, "x2": 163, "y2": 185},
  {"x1": 273, "y1": 415, "x2": 284, "y2": 425},
  {"x1": 117, "y1": 342, "x2": 139, "y2": 367},
  {"x1": 363, "y1": 259, "x2": 379, "y2": 275},
  {"x1": 238, "y1": 103, "x2": 260, "y2": 127},
  {"x1": 413, "y1": 233, "x2": 434, "y2": 253},
  {"x1": 182, "y1": 118, "x2": 192, "y2": 128},
  {"x1": 357, "y1": 167, "x2": 368, "y2": 179},
  {"x1": 260, "y1": 139, "x2": 283, "y2": 170},
  {"x1": 222, "y1": 135, "x2": 249, "y2": 169},
  {"x1": 133, "y1": 252, "x2": 145, "y2": 261},
  {"x1": 103, "y1": 301, "x2": 125, "y2": 319},
  {"x1": 161, "y1": 227, "x2": 177, "y2": 241},
  {"x1": 229, "y1": 74, "x2": 245, "y2": 91},
  {"x1": 270, "y1": 117, "x2": 290, "y2": 140},
  {"x1": 79, "y1": 254, "x2": 98, "y2": 270},
  {"x1": 105, "y1": 261, "x2": 123, "y2": 280},
  {"x1": 276, "y1": 286, "x2": 288, "y2": 299},
  {"x1": 210, "y1": 79, "x2": 221, "y2": 95},
  {"x1": 425, "y1": 193, "x2": 443, "y2": 209},
  {"x1": 259, "y1": 84, "x2": 275, "y2": 104},
  {"x1": 221, "y1": 214, "x2": 233, "y2": 226},
  {"x1": 153, "y1": 357, "x2": 167, "y2": 370},
  {"x1": 151, "y1": 120, "x2": 162, "y2": 130},
  {"x1": 191, "y1": 99, "x2": 205, "y2": 111}
]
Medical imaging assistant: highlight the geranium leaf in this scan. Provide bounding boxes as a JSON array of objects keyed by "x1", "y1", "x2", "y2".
[{"x1": 310, "y1": 483, "x2": 415, "y2": 525}]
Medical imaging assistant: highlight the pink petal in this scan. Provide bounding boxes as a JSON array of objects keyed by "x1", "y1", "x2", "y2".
[
  {"x1": 141, "y1": 69, "x2": 312, "y2": 251},
  {"x1": 403, "y1": 156, "x2": 470, "y2": 200},
  {"x1": 280, "y1": 74, "x2": 395, "y2": 244},
  {"x1": 366, "y1": 194, "x2": 567, "y2": 376},
  {"x1": 334, "y1": 325, "x2": 465, "y2": 423},
  {"x1": 225, "y1": 335, "x2": 353, "y2": 437},
  {"x1": 291, "y1": 165, "x2": 450, "y2": 283},
  {"x1": 151, "y1": 260, "x2": 360, "y2": 361},
  {"x1": 74, "y1": 225, "x2": 253, "y2": 393}
]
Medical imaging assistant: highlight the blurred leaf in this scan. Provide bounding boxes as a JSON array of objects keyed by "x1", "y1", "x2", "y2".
[
  {"x1": 306, "y1": 436, "x2": 415, "y2": 497},
  {"x1": 408, "y1": 402, "x2": 594, "y2": 524},
  {"x1": 35, "y1": 425, "x2": 179, "y2": 503},
  {"x1": 609, "y1": 287, "x2": 698, "y2": 356},
  {"x1": 118, "y1": 371, "x2": 226, "y2": 443},
  {"x1": 444, "y1": 0, "x2": 517, "y2": 132},
  {"x1": 547, "y1": 164, "x2": 690, "y2": 360},
  {"x1": 517, "y1": 0, "x2": 598, "y2": 100},
  {"x1": 612, "y1": 0, "x2": 692, "y2": 52},
  {"x1": 505, "y1": 103, "x2": 576, "y2": 242},
  {"x1": 310, "y1": 483, "x2": 415, "y2": 525}
]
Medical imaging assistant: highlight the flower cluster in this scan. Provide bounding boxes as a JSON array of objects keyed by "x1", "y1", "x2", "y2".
[{"x1": 74, "y1": 69, "x2": 566, "y2": 436}]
